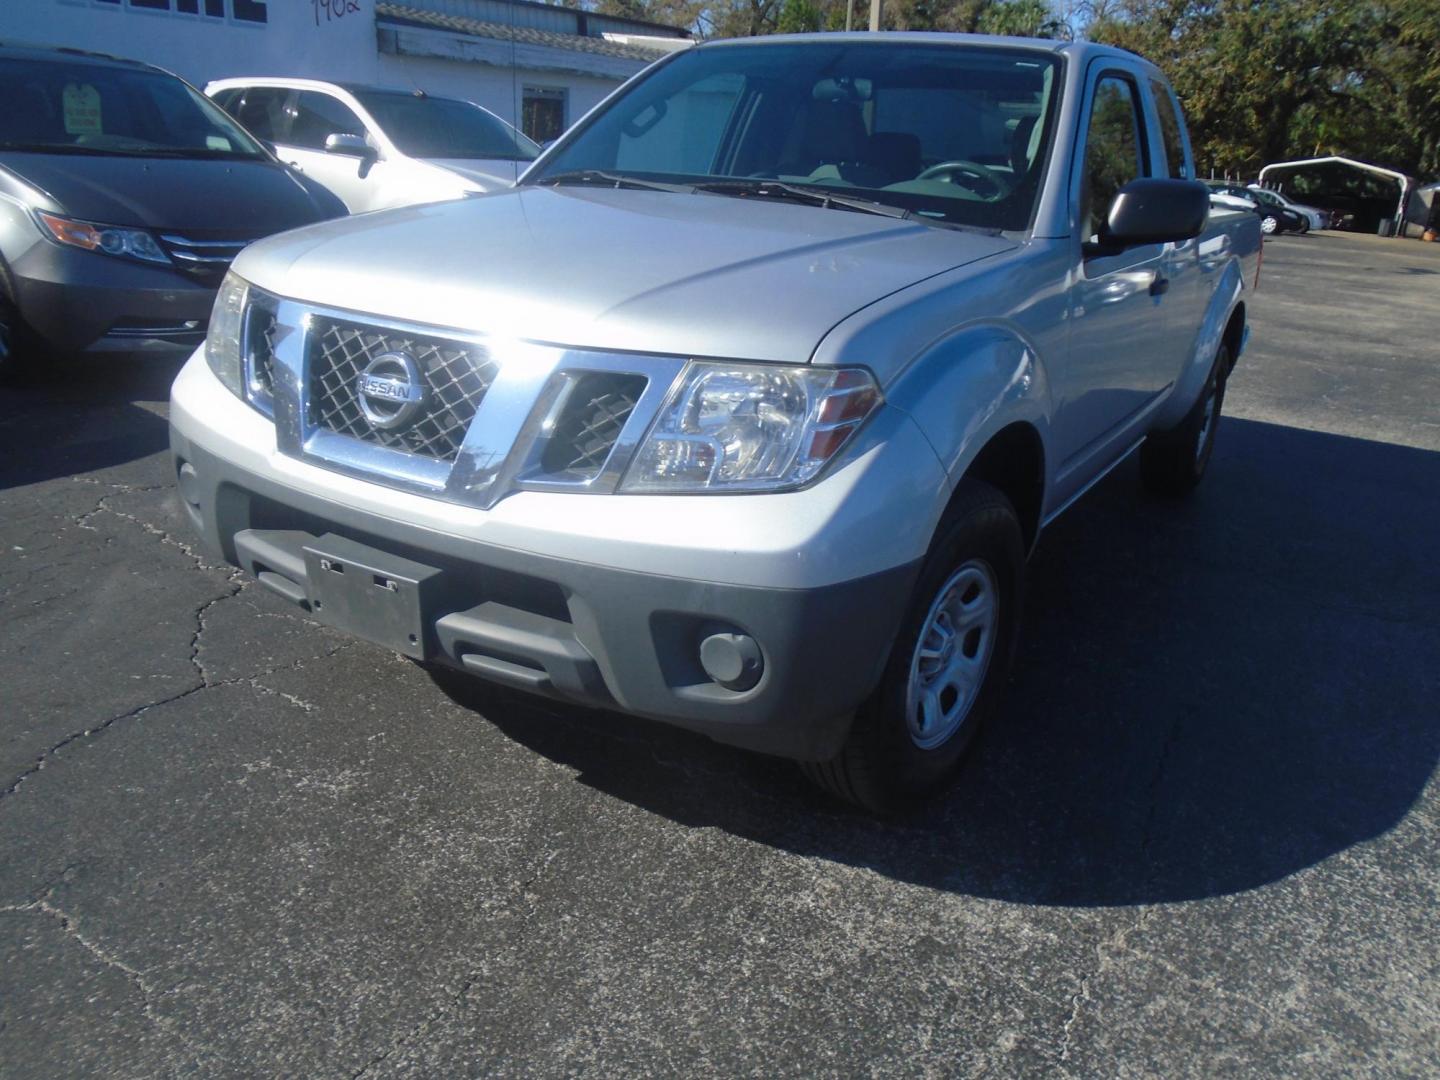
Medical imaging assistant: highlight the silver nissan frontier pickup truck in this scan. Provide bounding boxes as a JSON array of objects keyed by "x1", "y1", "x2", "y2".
[{"x1": 170, "y1": 34, "x2": 1260, "y2": 811}]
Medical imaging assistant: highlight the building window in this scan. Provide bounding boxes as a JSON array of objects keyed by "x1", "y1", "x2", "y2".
[{"x1": 522, "y1": 87, "x2": 567, "y2": 145}]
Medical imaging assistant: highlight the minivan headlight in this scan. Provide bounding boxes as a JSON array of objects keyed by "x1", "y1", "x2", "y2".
[
  {"x1": 620, "y1": 362, "x2": 881, "y2": 493},
  {"x1": 35, "y1": 212, "x2": 170, "y2": 265},
  {"x1": 205, "y1": 272, "x2": 249, "y2": 398}
]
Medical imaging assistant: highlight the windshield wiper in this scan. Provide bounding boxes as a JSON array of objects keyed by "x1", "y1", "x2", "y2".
[
  {"x1": 694, "y1": 179, "x2": 915, "y2": 221},
  {"x1": 535, "y1": 169, "x2": 695, "y2": 194}
]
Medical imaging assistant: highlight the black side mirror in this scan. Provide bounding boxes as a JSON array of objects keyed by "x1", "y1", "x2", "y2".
[{"x1": 1088, "y1": 178, "x2": 1210, "y2": 254}]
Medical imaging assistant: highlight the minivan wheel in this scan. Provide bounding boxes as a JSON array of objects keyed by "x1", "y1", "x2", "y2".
[
  {"x1": 800, "y1": 480, "x2": 1024, "y2": 814},
  {"x1": 0, "y1": 297, "x2": 27, "y2": 383},
  {"x1": 1139, "y1": 343, "x2": 1231, "y2": 496}
]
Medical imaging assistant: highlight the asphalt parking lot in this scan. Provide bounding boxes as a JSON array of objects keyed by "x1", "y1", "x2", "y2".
[{"x1": 2, "y1": 230, "x2": 1437, "y2": 1077}]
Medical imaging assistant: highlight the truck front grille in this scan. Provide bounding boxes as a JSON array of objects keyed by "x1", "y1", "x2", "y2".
[
  {"x1": 306, "y1": 318, "x2": 498, "y2": 462},
  {"x1": 248, "y1": 304, "x2": 279, "y2": 400},
  {"x1": 541, "y1": 374, "x2": 648, "y2": 480}
]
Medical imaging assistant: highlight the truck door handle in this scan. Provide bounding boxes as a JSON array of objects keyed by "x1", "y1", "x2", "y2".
[{"x1": 1149, "y1": 275, "x2": 1170, "y2": 296}]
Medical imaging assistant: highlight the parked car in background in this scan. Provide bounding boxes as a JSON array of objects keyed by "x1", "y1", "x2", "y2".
[
  {"x1": 206, "y1": 79, "x2": 541, "y2": 214},
  {"x1": 172, "y1": 35, "x2": 1260, "y2": 811},
  {"x1": 1206, "y1": 181, "x2": 1306, "y2": 234},
  {"x1": 1246, "y1": 184, "x2": 1328, "y2": 230},
  {"x1": 0, "y1": 43, "x2": 344, "y2": 379}
]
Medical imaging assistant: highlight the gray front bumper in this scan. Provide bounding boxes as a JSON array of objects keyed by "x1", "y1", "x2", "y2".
[
  {"x1": 171, "y1": 427, "x2": 920, "y2": 761},
  {"x1": 11, "y1": 241, "x2": 214, "y2": 354}
]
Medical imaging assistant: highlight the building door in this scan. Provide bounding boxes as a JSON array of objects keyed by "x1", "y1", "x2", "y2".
[{"x1": 522, "y1": 87, "x2": 567, "y2": 145}]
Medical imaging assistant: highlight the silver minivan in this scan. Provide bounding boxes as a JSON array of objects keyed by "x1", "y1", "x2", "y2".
[{"x1": 206, "y1": 78, "x2": 540, "y2": 214}]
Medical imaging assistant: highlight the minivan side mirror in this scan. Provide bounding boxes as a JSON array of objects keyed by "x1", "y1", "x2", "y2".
[
  {"x1": 325, "y1": 133, "x2": 374, "y2": 159},
  {"x1": 1088, "y1": 178, "x2": 1210, "y2": 254}
]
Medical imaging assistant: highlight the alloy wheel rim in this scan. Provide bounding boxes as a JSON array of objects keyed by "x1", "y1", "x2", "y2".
[{"x1": 906, "y1": 559, "x2": 999, "y2": 750}]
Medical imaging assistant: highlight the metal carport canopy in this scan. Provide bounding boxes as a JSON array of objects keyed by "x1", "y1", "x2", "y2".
[{"x1": 1259, "y1": 156, "x2": 1415, "y2": 234}]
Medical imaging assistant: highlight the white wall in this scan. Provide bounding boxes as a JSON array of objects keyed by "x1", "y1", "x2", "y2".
[
  {"x1": 0, "y1": 0, "x2": 624, "y2": 128},
  {"x1": 1, "y1": 1, "x2": 379, "y2": 87},
  {"x1": 373, "y1": 51, "x2": 619, "y2": 128}
]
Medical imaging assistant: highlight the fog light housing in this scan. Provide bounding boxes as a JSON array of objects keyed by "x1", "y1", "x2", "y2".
[{"x1": 699, "y1": 632, "x2": 764, "y2": 692}]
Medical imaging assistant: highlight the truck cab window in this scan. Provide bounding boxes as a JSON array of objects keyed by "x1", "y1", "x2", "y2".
[
  {"x1": 1080, "y1": 76, "x2": 1146, "y2": 241},
  {"x1": 1150, "y1": 80, "x2": 1190, "y2": 179}
]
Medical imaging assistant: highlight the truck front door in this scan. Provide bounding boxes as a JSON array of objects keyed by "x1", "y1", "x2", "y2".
[{"x1": 1055, "y1": 69, "x2": 1173, "y2": 494}]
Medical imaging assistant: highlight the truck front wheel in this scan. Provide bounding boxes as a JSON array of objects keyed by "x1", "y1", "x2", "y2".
[{"x1": 801, "y1": 480, "x2": 1024, "y2": 813}]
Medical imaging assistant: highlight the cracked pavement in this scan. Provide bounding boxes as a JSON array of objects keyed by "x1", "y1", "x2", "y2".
[{"x1": 2, "y1": 232, "x2": 1438, "y2": 1077}]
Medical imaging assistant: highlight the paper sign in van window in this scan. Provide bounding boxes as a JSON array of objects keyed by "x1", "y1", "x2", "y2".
[{"x1": 63, "y1": 83, "x2": 103, "y2": 136}]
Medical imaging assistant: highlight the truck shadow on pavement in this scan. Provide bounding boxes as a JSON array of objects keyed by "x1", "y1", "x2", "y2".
[
  {"x1": 0, "y1": 357, "x2": 180, "y2": 490},
  {"x1": 435, "y1": 417, "x2": 1440, "y2": 906}
]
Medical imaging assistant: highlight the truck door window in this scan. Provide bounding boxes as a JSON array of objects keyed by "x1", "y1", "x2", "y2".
[
  {"x1": 287, "y1": 91, "x2": 367, "y2": 151},
  {"x1": 1079, "y1": 75, "x2": 1146, "y2": 242},
  {"x1": 1149, "y1": 80, "x2": 1190, "y2": 179}
]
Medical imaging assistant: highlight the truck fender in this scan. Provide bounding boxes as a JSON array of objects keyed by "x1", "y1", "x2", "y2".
[
  {"x1": 1153, "y1": 262, "x2": 1245, "y2": 431},
  {"x1": 881, "y1": 321, "x2": 1052, "y2": 532}
]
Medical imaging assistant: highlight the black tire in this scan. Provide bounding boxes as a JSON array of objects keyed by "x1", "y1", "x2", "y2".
[
  {"x1": 1260, "y1": 214, "x2": 1278, "y2": 235},
  {"x1": 800, "y1": 479, "x2": 1025, "y2": 814},
  {"x1": 0, "y1": 295, "x2": 30, "y2": 385},
  {"x1": 1139, "y1": 343, "x2": 1230, "y2": 496},
  {"x1": 1299, "y1": 218, "x2": 1310, "y2": 234}
]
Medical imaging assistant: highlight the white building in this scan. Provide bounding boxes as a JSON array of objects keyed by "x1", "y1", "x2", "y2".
[{"x1": 0, "y1": 0, "x2": 691, "y2": 142}]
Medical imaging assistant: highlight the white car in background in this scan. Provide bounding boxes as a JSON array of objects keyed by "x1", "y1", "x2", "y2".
[{"x1": 206, "y1": 78, "x2": 540, "y2": 214}]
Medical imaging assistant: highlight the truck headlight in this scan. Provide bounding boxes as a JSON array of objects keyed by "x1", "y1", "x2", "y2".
[
  {"x1": 205, "y1": 271, "x2": 249, "y2": 398},
  {"x1": 35, "y1": 211, "x2": 171, "y2": 265},
  {"x1": 621, "y1": 362, "x2": 881, "y2": 493}
]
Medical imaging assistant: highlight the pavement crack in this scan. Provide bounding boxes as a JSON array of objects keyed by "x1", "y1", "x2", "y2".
[
  {"x1": 1, "y1": 641, "x2": 360, "y2": 803},
  {"x1": 0, "y1": 683, "x2": 207, "y2": 804},
  {"x1": 1056, "y1": 910, "x2": 1149, "y2": 1068},
  {"x1": 2, "y1": 895, "x2": 226, "y2": 1067}
]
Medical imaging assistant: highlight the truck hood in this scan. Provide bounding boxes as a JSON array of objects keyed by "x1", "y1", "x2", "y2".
[
  {"x1": 424, "y1": 158, "x2": 524, "y2": 190},
  {"x1": 0, "y1": 152, "x2": 342, "y2": 233},
  {"x1": 234, "y1": 185, "x2": 1015, "y2": 363}
]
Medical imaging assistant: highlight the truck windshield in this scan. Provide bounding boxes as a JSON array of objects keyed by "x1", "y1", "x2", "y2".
[
  {"x1": 0, "y1": 58, "x2": 266, "y2": 160},
  {"x1": 350, "y1": 90, "x2": 540, "y2": 162},
  {"x1": 531, "y1": 42, "x2": 1061, "y2": 231}
]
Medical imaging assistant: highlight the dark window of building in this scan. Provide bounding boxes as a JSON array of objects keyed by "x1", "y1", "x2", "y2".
[{"x1": 523, "y1": 87, "x2": 566, "y2": 145}]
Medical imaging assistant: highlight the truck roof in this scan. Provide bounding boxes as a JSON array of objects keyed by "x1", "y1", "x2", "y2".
[{"x1": 696, "y1": 32, "x2": 1146, "y2": 68}]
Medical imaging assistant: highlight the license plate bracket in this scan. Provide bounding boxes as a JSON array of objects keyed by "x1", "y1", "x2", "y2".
[{"x1": 303, "y1": 534, "x2": 443, "y2": 660}]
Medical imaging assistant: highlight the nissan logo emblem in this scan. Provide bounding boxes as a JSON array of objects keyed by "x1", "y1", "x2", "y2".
[{"x1": 356, "y1": 351, "x2": 426, "y2": 430}]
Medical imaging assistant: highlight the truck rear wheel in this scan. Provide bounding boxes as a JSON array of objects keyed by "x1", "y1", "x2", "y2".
[
  {"x1": 1139, "y1": 343, "x2": 1230, "y2": 496},
  {"x1": 801, "y1": 480, "x2": 1024, "y2": 813}
]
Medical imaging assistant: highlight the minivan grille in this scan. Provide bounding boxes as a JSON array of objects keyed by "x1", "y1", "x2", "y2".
[
  {"x1": 307, "y1": 318, "x2": 498, "y2": 462},
  {"x1": 541, "y1": 374, "x2": 648, "y2": 480},
  {"x1": 159, "y1": 234, "x2": 252, "y2": 286}
]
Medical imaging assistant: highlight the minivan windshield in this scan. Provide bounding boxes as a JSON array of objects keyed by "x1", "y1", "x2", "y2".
[
  {"x1": 350, "y1": 90, "x2": 541, "y2": 162},
  {"x1": 530, "y1": 42, "x2": 1061, "y2": 231},
  {"x1": 0, "y1": 58, "x2": 267, "y2": 159}
]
